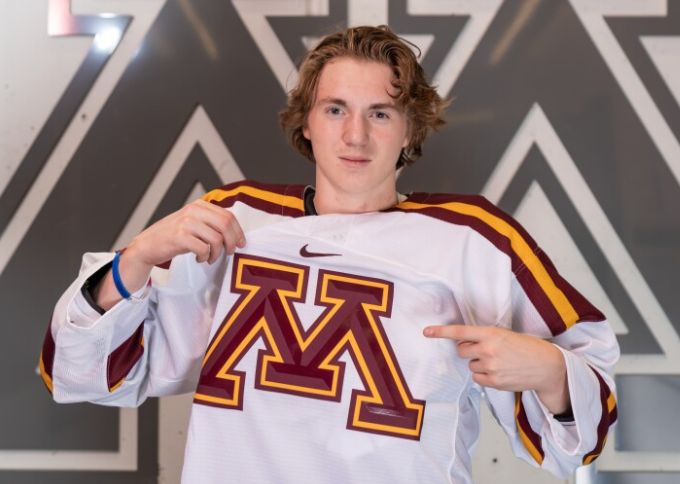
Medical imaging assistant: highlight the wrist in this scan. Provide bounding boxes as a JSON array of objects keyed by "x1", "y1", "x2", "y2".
[
  {"x1": 117, "y1": 249, "x2": 153, "y2": 292},
  {"x1": 93, "y1": 249, "x2": 153, "y2": 310},
  {"x1": 535, "y1": 345, "x2": 570, "y2": 414},
  {"x1": 125, "y1": 238, "x2": 155, "y2": 272}
]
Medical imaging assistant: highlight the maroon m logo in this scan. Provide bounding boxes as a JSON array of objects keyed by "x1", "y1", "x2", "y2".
[{"x1": 195, "y1": 254, "x2": 425, "y2": 440}]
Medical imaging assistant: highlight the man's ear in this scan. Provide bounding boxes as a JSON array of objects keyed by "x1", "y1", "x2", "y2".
[{"x1": 402, "y1": 121, "x2": 411, "y2": 148}]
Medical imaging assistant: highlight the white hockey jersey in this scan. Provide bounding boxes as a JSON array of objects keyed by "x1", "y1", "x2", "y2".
[{"x1": 42, "y1": 180, "x2": 619, "y2": 483}]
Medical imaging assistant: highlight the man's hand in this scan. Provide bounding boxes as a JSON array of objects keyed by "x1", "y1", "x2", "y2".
[
  {"x1": 423, "y1": 324, "x2": 570, "y2": 415},
  {"x1": 126, "y1": 199, "x2": 246, "y2": 267},
  {"x1": 94, "y1": 199, "x2": 245, "y2": 310}
]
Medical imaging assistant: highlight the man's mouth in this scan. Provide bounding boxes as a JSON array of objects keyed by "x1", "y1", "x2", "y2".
[{"x1": 339, "y1": 156, "x2": 371, "y2": 164}]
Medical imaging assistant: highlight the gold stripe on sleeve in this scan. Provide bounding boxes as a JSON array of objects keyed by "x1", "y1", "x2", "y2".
[
  {"x1": 607, "y1": 391, "x2": 616, "y2": 413},
  {"x1": 398, "y1": 201, "x2": 580, "y2": 329},
  {"x1": 203, "y1": 185, "x2": 305, "y2": 212},
  {"x1": 39, "y1": 351, "x2": 54, "y2": 394}
]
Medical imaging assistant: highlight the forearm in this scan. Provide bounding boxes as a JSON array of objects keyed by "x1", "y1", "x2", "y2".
[{"x1": 534, "y1": 342, "x2": 570, "y2": 415}]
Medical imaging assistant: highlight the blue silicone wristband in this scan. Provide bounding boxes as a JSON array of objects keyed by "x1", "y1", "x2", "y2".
[{"x1": 112, "y1": 251, "x2": 132, "y2": 300}]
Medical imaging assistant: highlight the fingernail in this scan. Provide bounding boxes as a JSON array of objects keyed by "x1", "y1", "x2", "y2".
[
  {"x1": 238, "y1": 237, "x2": 246, "y2": 247},
  {"x1": 423, "y1": 328, "x2": 433, "y2": 337}
]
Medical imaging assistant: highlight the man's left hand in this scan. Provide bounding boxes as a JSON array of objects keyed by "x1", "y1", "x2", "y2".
[{"x1": 423, "y1": 324, "x2": 570, "y2": 415}]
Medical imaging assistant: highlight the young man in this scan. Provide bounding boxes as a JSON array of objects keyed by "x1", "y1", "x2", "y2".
[{"x1": 41, "y1": 26, "x2": 618, "y2": 483}]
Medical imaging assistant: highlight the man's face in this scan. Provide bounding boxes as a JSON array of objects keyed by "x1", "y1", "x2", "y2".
[{"x1": 303, "y1": 57, "x2": 410, "y2": 203}]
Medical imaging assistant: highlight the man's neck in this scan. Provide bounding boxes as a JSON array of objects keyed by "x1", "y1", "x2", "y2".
[{"x1": 313, "y1": 185, "x2": 399, "y2": 215}]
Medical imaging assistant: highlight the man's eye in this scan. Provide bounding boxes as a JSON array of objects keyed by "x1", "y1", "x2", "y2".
[
  {"x1": 374, "y1": 111, "x2": 389, "y2": 119},
  {"x1": 328, "y1": 107, "x2": 342, "y2": 115}
]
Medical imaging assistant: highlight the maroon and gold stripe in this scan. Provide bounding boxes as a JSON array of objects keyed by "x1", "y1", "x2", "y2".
[
  {"x1": 203, "y1": 180, "x2": 306, "y2": 218},
  {"x1": 392, "y1": 193, "x2": 604, "y2": 336},
  {"x1": 583, "y1": 367, "x2": 618, "y2": 465},
  {"x1": 515, "y1": 392, "x2": 545, "y2": 465},
  {"x1": 107, "y1": 322, "x2": 145, "y2": 392},
  {"x1": 39, "y1": 321, "x2": 57, "y2": 394}
]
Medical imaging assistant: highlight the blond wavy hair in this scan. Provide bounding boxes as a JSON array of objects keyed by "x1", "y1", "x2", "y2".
[{"x1": 279, "y1": 25, "x2": 449, "y2": 168}]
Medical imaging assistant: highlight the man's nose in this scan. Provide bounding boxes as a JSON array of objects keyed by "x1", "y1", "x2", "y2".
[{"x1": 342, "y1": 115, "x2": 369, "y2": 146}]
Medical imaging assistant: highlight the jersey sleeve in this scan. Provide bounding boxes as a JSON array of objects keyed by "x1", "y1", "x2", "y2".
[
  {"x1": 40, "y1": 249, "x2": 226, "y2": 407},
  {"x1": 392, "y1": 192, "x2": 618, "y2": 476},
  {"x1": 483, "y1": 246, "x2": 619, "y2": 478},
  {"x1": 39, "y1": 180, "x2": 307, "y2": 408}
]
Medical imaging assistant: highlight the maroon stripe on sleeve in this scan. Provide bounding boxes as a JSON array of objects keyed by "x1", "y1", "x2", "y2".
[
  {"x1": 209, "y1": 193, "x2": 301, "y2": 217},
  {"x1": 283, "y1": 183, "x2": 308, "y2": 201},
  {"x1": 392, "y1": 193, "x2": 605, "y2": 335},
  {"x1": 534, "y1": 249, "x2": 605, "y2": 323},
  {"x1": 107, "y1": 322, "x2": 145, "y2": 392},
  {"x1": 282, "y1": 183, "x2": 308, "y2": 217},
  {"x1": 515, "y1": 392, "x2": 545, "y2": 464},
  {"x1": 390, "y1": 193, "x2": 540, "y2": 273},
  {"x1": 513, "y1": 249, "x2": 603, "y2": 335},
  {"x1": 393, "y1": 204, "x2": 575, "y2": 336},
  {"x1": 514, "y1": 267, "x2": 568, "y2": 335},
  {"x1": 407, "y1": 192, "x2": 542, "y2": 249},
  {"x1": 206, "y1": 180, "x2": 306, "y2": 217},
  {"x1": 282, "y1": 204, "x2": 306, "y2": 218},
  {"x1": 215, "y1": 180, "x2": 304, "y2": 196},
  {"x1": 391, "y1": 204, "x2": 516, "y2": 263},
  {"x1": 582, "y1": 366, "x2": 616, "y2": 464},
  {"x1": 39, "y1": 321, "x2": 56, "y2": 394}
]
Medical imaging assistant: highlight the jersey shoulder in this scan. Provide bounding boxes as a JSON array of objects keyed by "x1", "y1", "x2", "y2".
[
  {"x1": 392, "y1": 191, "x2": 537, "y2": 258},
  {"x1": 393, "y1": 191, "x2": 605, "y2": 333},
  {"x1": 202, "y1": 180, "x2": 307, "y2": 218}
]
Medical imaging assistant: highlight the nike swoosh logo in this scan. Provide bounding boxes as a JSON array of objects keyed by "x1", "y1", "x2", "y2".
[{"x1": 300, "y1": 244, "x2": 341, "y2": 258}]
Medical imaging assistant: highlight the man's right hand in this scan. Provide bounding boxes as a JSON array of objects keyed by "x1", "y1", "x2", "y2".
[{"x1": 93, "y1": 199, "x2": 246, "y2": 310}]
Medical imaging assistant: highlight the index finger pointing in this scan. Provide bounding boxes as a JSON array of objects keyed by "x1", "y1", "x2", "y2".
[{"x1": 423, "y1": 324, "x2": 490, "y2": 342}]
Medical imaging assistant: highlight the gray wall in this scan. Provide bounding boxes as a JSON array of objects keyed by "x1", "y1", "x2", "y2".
[{"x1": 1, "y1": 0, "x2": 679, "y2": 482}]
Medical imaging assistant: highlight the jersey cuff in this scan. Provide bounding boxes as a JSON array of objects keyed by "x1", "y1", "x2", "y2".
[
  {"x1": 69, "y1": 256, "x2": 117, "y2": 328},
  {"x1": 521, "y1": 345, "x2": 582, "y2": 455},
  {"x1": 67, "y1": 253, "x2": 151, "y2": 329},
  {"x1": 553, "y1": 407, "x2": 575, "y2": 423},
  {"x1": 81, "y1": 262, "x2": 112, "y2": 315}
]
